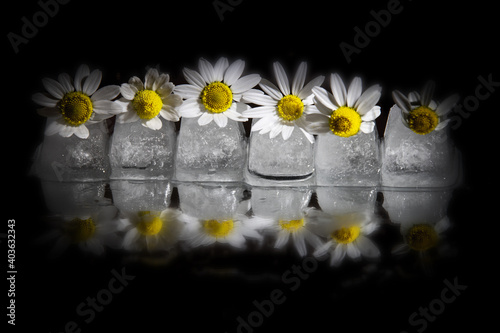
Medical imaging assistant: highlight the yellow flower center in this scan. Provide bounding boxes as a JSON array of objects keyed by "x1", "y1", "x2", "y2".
[
  {"x1": 200, "y1": 81, "x2": 233, "y2": 113},
  {"x1": 136, "y1": 211, "x2": 163, "y2": 236},
  {"x1": 331, "y1": 225, "x2": 361, "y2": 244},
  {"x1": 407, "y1": 106, "x2": 439, "y2": 135},
  {"x1": 277, "y1": 95, "x2": 304, "y2": 121},
  {"x1": 67, "y1": 217, "x2": 96, "y2": 242},
  {"x1": 278, "y1": 218, "x2": 304, "y2": 233},
  {"x1": 132, "y1": 90, "x2": 163, "y2": 120},
  {"x1": 57, "y1": 91, "x2": 93, "y2": 126},
  {"x1": 203, "y1": 219, "x2": 234, "y2": 238},
  {"x1": 329, "y1": 106, "x2": 362, "y2": 137},
  {"x1": 406, "y1": 224, "x2": 438, "y2": 251}
]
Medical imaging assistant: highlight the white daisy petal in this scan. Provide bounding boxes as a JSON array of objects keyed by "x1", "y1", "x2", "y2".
[
  {"x1": 142, "y1": 116, "x2": 162, "y2": 130},
  {"x1": 330, "y1": 73, "x2": 347, "y2": 107},
  {"x1": 242, "y1": 90, "x2": 276, "y2": 106},
  {"x1": 213, "y1": 57, "x2": 229, "y2": 81},
  {"x1": 357, "y1": 236, "x2": 380, "y2": 258},
  {"x1": 175, "y1": 84, "x2": 203, "y2": 99},
  {"x1": 157, "y1": 82, "x2": 175, "y2": 97},
  {"x1": 434, "y1": 118, "x2": 450, "y2": 131},
  {"x1": 93, "y1": 100, "x2": 123, "y2": 115},
  {"x1": 213, "y1": 113, "x2": 228, "y2": 127},
  {"x1": 392, "y1": 90, "x2": 412, "y2": 114},
  {"x1": 42, "y1": 78, "x2": 65, "y2": 99},
  {"x1": 82, "y1": 69, "x2": 102, "y2": 96},
  {"x1": 32, "y1": 93, "x2": 58, "y2": 107},
  {"x1": 160, "y1": 108, "x2": 180, "y2": 122},
  {"x1": 198, "y1": 58, "x2": 215, "y2": 83},
  {"x1": 269, "y1": 122, "x2": 284, "y2": 138},
  {"x1": 144, "y1": 68, "x2": 159, "y2": 90},
  {"x1": 242, "y1": 105, "x2": 276, "y2": 118},
  {"x1": 251, "y1": 116, "x2": 275, "y2": 132},
  {"x1": 224, "y1": 107, "x2": 247, "y2": 121},
  {"x1": 74, "y1": 64, "x2": 90, "y2": 92},
  {"x1": 116, "y1": 109, "x2": 140, "y2": 123},
  {"x1": 183, "y1": 68, "x2": 206, "y2": 88},
  {"x1": 347, "y1": 77, "x2": 362, "y2": 108},
  {"x1": 360, "y1": 106, "x2": 381, "y2": 121},
  {"x1": 259, "y1": 79, "x2": 283, "y2": 101},
  {"x1": 435, "y1": 94, "x2": 460, "y2": 116},
  {"x1": 230, "y1": 74, "x2": 261, "y2": 93},
  {"x1": 128, "y1": 76, "x2": 144, "y2": 91},
  {"x1": 298, "y1": 75, "x2": 325, "y2": 100},
  {"x1": 198, "y1": 112, "x2": 213, "y2": 125},
  {"x1": 292, "y1": 232, "x2": 307, "y2": 257},
  {"x1": 281, "y1": 124, "x2": 295, "y2": 140},
  {"x1": 346, "y1": 243, "x2": 361, "y2": 258},
  {"x1": 73, "y1": 125, "x2": 89, "y2": 139},
  {"x1": 313, "y1": 240, "x2": 333, "y2": 258},
  {"x1": 273, "y1": 62, "x2": 290, "y2": 95},
  {"x1": 92, "y1": 85, "x2": 120, "y2": 101},
  {"x1": 355, "y1": 85, "x2": 382, "y2": 115},
  {"x1": 360, "y1": 121, "x2": 375, "y2": 133},
  {"x1": 274, "y1": 231, "x2": 290, "y2": 249},
  {"x1": 291, "y1": 62, "x2": 307, "y2": 96},
  {"x1": 330, "y1": 245, "x2": 346, "y2": 266},
  {"x1": 179, "y1": 99, "x2": 204, "y2": 117},
  {"x1": 120, "y1": 83, "x2": 138, "y2": 100},
  {"x1": 312, "y1": 86, "x2": 336, "y2": 110},
  {"x1": 421, "y1": 81, "x2": 436, "y2": 106},
  {"x1": 45, "y1": 119, "x2": 65, "y2": 136},
  {"x1": 224, "y1": 59, "x2": 245, "y2": 86},
  {"x1": 58, "y1": 73, "x2": 74, "y2": 93},
  {"x1": 153, "y1": 73, "x2": 169, "y2": 92}
]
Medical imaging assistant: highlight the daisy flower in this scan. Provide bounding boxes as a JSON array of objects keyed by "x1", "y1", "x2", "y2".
[
  {"x1": 313, "y1": 212, "x2": 380, "y2": 266},
  {"x1": 175, "y1": 57, "x2": 261, "y2": 127},
  {"x1": 116, "y1": 68, "x2": 182, "y2": 130},
  {"x1": 40, "y1": 206, "x2": 122, "y2": 257},
  {"x1": 120, "y1": 209, "x2": 183, "y2": 252},
  {"x1": 306, "y1": 73, "x2": 382, "y2": 138},
  {"x1": 32, "y1": 64, "x2": 123, "y2": 139},
  {"x1": 392, "y1": 81, "x2": 459, "y2": 135},
  {"x1": 178, "y1": 211, "x2": 263, "y2": 249},
  {"x1": 242, "y1": 62, "x2": 325, "y2": 143},
  {"x1": 392, "y1": 217, "x2": 451, "y2": 255},
  {"x1": 261, "y1": 207, "x2": 323, "y2": 257}
]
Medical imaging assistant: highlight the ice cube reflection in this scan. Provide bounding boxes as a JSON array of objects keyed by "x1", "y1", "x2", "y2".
[{"x1": 37, "y1": 180, "x2": 456, "y2": 272}]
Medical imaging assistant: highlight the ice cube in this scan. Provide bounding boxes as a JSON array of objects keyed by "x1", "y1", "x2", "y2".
[
  {"x1": 247, "y1": 124, "x2": 314, "y2": 180},
  {"x1": 315, "y1": 187, "x2": 376, "y2": 215},
  {"x1": 381, "y1": 105, "x2": 459, "y2": 187},
  {"x1": 36, "y1": 122, "x2": 111, "y2": 182},
  {"x1": 177, "y1": 183, "x2": 246, "y2": 220},
  {"x1": 109, "y1": 118, "x2": 176, "y2": 180},
  {"x1": 382, "y1": 189, "x2": 452, "y2": 224},
  {"x1": 175, "y1": 118, "x2": 247, "y2": 182},
  {"x1": 315, "y1": 128, "x2": 381, "y2": 186},
  {"x1": 250, "y1": 187, "x2": 313, "y2": 220},
  {"x1": 110, "y1": 180, "x2": 172, "y2": 213}
]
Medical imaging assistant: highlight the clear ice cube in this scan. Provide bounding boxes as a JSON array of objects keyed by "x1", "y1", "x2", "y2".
[
  {"x1": 109, "y1": 118, "x2": 176, "y2": 180},
  {"x1": 381, "y1": 105, "x2": 459, "y2": 187},
  {"x1": 110, "y1": 180, "x2": 171, "y2": 213},
  {"x1": 35, "y1": 122, "x2": 111, "y2": 182},
  {"x1": 175, "y1": 118, "x2": 247, "y2": 182},
  {"x1": 247, "y1": 124, "x2": 314, "y2": 179},
  {"x1": 315, "y1": 128, "x2": 381, "y2": 186}
]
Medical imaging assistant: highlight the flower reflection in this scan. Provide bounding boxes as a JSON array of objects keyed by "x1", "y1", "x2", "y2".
[
  {"x1": 313, "y1": 212, "x2": 380, "y2": 266},
  {"x1": 261, "y1": 207, "x2": 323, "y2": 257},
  {"x1": 179, "y1": 213, "x2": 263, "y2": 249},
  {"x1": 120, "y1": 209, "x2": 182, "y2": 252},
  {"x1": 392, "y1": 217, "x2": 451, "y2": 255},
  {"x1": 41, "y1": 205, "x2": 122, "y2": 257}
]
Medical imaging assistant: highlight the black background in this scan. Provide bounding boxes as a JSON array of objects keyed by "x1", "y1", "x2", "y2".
[{"x1": 3, "y1": 0, "x2": 499, "y2": 332}]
